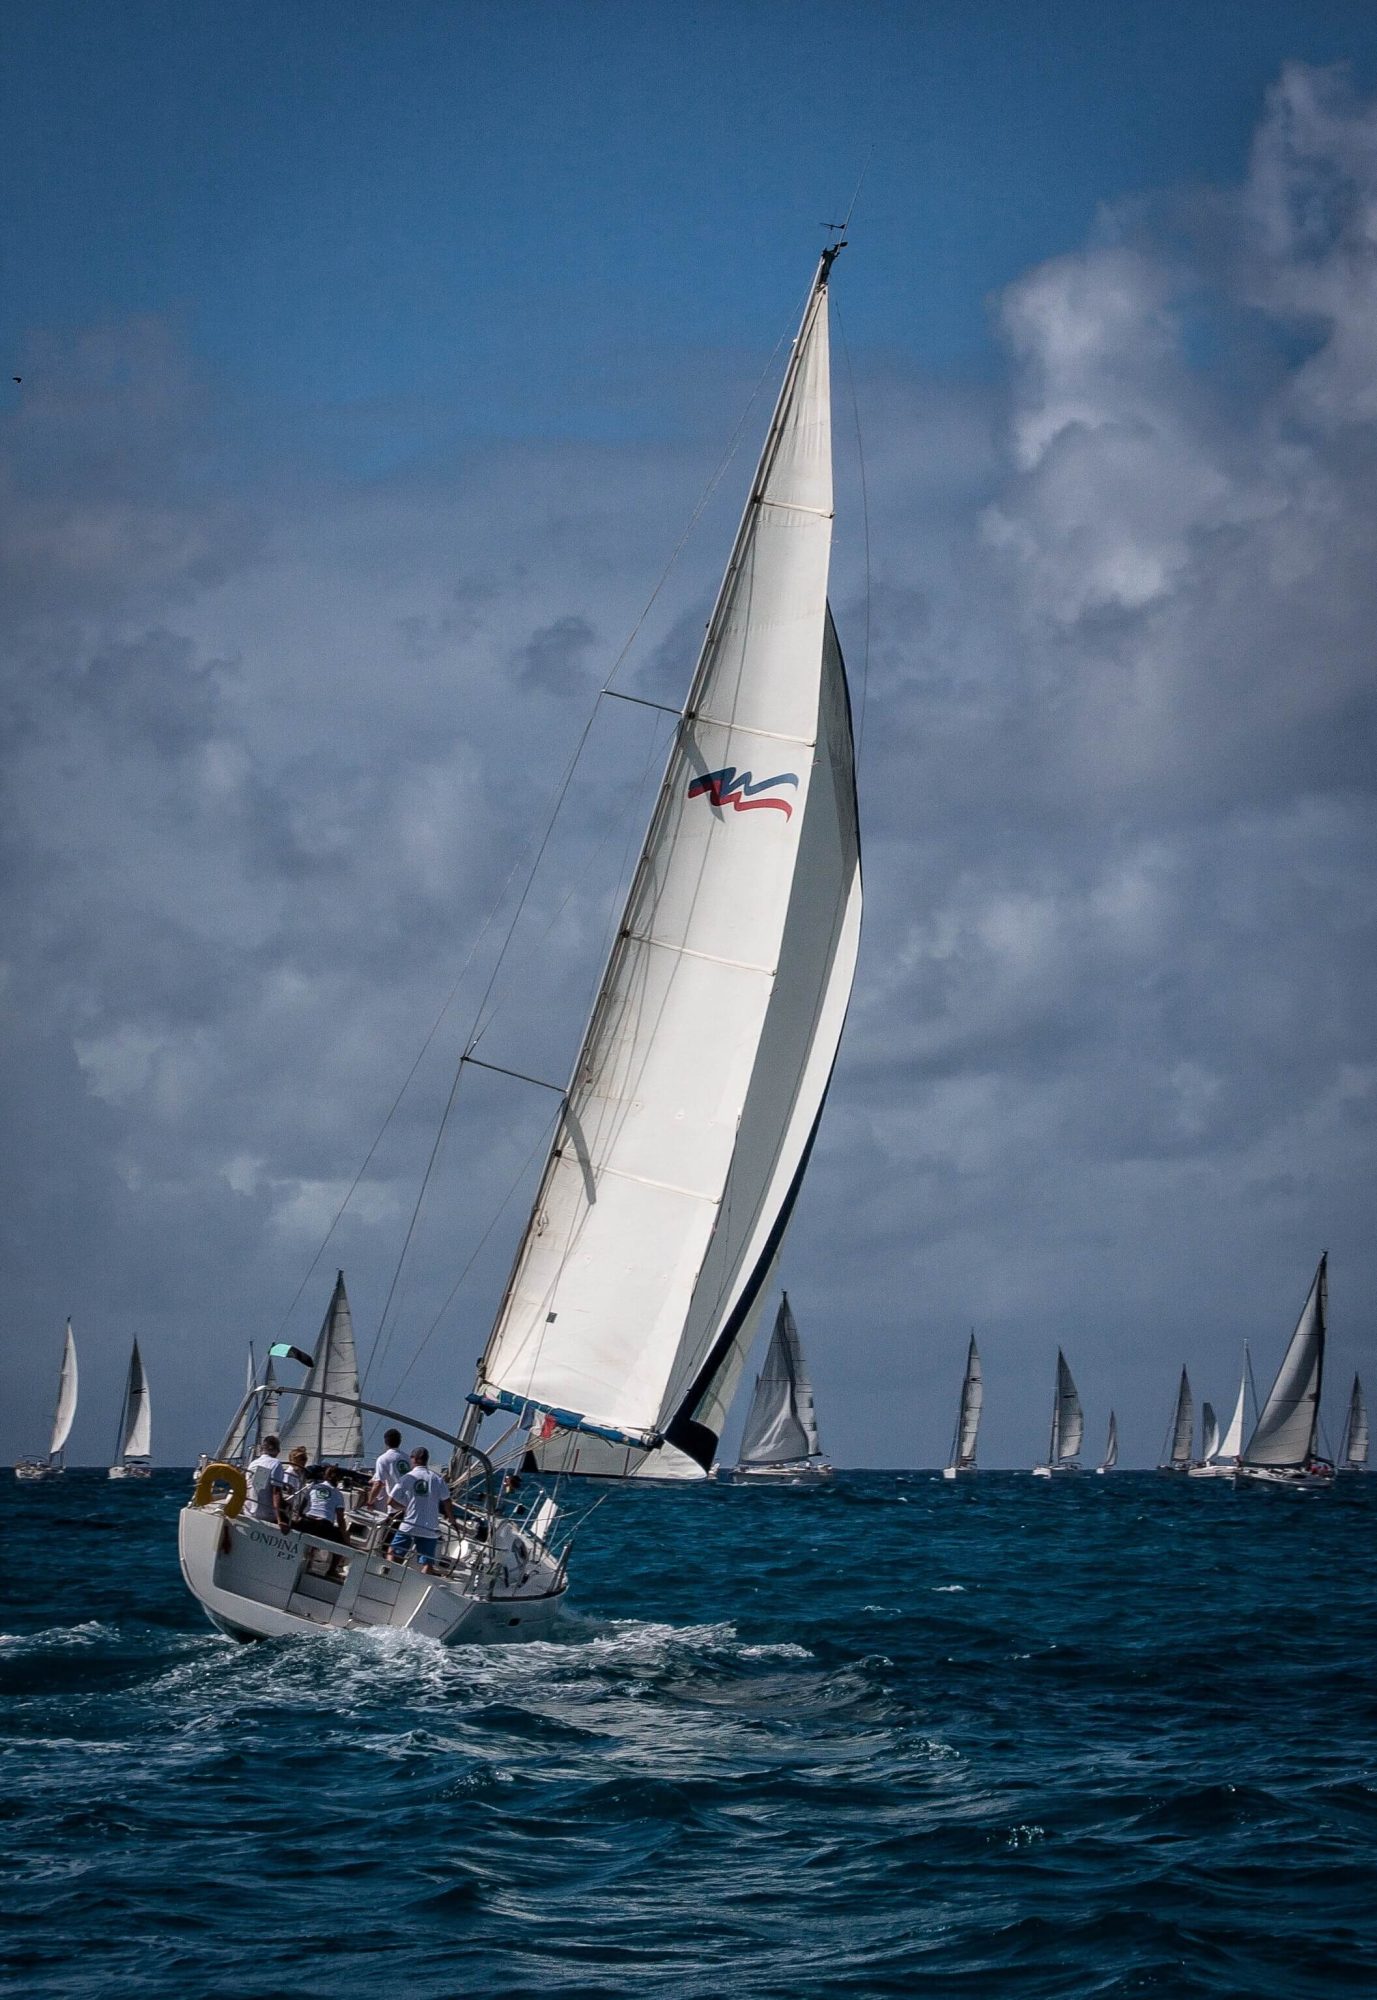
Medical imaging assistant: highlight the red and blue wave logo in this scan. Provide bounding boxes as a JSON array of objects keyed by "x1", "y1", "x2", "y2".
[{"x1": 687, "y1": 767, "x2": 799, "y2": 819}]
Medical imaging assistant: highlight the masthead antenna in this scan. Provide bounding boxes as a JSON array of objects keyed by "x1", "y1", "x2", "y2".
[{"x1": 820, "y1": 148, "x2": 873, "y2": 277}]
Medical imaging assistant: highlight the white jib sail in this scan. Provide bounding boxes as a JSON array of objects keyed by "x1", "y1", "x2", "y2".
[
  {"x1": 1168, "y1": 1368, "x2": 1193, "y2": 1466},
  {"x1": 279, "y1": 1271, "x2": 363, "y2": 1461},
  {"x1": 120, "y1": 1341, "x2": 151, "y2": 1460},
  {"x1": 478, "y1": 255, "x2": 856, "y2": 1463},
  {"x1": 953, "y1": 1335, "x2": 982, "y2": 1469},
  {"x1": 738, "y1": 1294, "x2": 821, "y2": 1465},
  {"x1": 1243, "y1": 1254, "x2": 1327, "y2": 1468},
  {"x1": 51, "y1": 1320, "x2": 78, "y2": 1459},
  {"x1": 1199, "y1": 1401, "x2": 1219, "y2": 1464},
  {"x1": 1344, "y1": 1375, "x2": 1368, "y2": 1467},
  {"x1": 1052, "y1": 1350, "x2": 1083, "y2": 1464},
  {"x1": 1101, "y1": 1410, "x2": 1119, "y2": 1469},
  {"x1": 1215, "y1": 1363, "x2": 1247, "y2": 1460}
]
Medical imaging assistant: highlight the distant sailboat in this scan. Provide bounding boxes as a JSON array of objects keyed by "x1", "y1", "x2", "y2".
[
  {"x1": 108, "y1": 1340, "x2": 152, "y2": 1480},
  {"x1": 1189, "y1": 1351, "x2": 1247, "y2": 1477},
  {"x1": 278, "y1": 1271, "x2": 363, "y2": 1464},
  {"x1": 725, "y1": 1295, "x2": 832, "y2": 1484},
  {"x1": 1158, "y1": 1367, "x2": 1194, "y2": 1472},
  {"x1": 1235, "y1": 1254, "x2": 1334, "y2": 1490},
  {"x1": 15, "y1": 1320, "x2": 78, "y2": 1481},
  {"x1": 1096, "y1": 1409, "x2": 1118, "y2": 1475},
  {"x1": 942, "y1": 1334, "x2": 983, "y2": 1479},
  {"x1": 1339, "y1": 1374, "x2": 1368, "y2": 1473},
  {"x1": 1199, "y1": 1402, "x2": 1219, "y2": 1463},
  {"x1": 1033, "y1": 1350, "x2": 1083, "y2": 1476}
]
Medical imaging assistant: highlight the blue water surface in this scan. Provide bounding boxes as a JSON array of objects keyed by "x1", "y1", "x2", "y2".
[{"x1": 1, "y1": 1470, "x2": 1375, "y2": 1999}]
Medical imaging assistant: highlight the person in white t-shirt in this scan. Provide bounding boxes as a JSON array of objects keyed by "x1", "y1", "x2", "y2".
[
  {"x1": 388, "y1": 1447, "x2": 456, "y2": 1575},
  {"x1": 299, "y1": 1464, "x2": 350, "y2": 1579},
  {"x1": 243, "y1": 1436, "x2": 291, "y2": 1527},
  {"x1": 367, "y1": 1429, "x2": 409, "y2": 1510}
]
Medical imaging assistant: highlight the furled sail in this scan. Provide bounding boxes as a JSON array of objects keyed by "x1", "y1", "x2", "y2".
[
  {"x1": 1100, "y1": 1409, "x2": 1119, "y2": 1470},
  {"x1": 950, "y1": 1334, "x2": 983, "y2": 1471},
  {"x1": 1050, "y1": 1350, "x2": 1083, "y2": 1465},
  {"x1": 51, "y1": 1320, "x2": 78, "y2": 1460},
  {"x1": 1215, "y1": 1362, "x2": 1246, "y2": 1461},
  {"x1": 1199, "y1": 1401, "x2": 1219, "y2": 1464},
  {"x1": 1242, "y1": 1254, "x2": 1326, "y2": 1469},
  {"x1": 1342, "y1": 1374, "x2": 1368, "y2": 1468},
  {"x1": 118, "y1": 1341, "x2": 152, "y2": 1461},
  {"x1": 1164, "y1": 1367, "x2": 1193, "y2": 1467},
  {"x1": 279, "y1": 1272, "x2": 363, "y2": 1461},
  {"x1": 737, "y1": 1294, "x2": 821, "y2": 1467},
  {"x1": 475, "y1": 250, "x2": 860, "y2": 1470}
]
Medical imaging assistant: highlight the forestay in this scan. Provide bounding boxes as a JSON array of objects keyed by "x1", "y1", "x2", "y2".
[
  {"x1": 476, "y1": 251, "x2": 860, "y2": 1467},
  {"x1": 738, "y1": 1294, "x2": 821, "y2": 1466},
  {"x1": 279, "y1": 1271, "x2": 363, "y2": 1461},
  {"x1": 1243, "y1": 1254, "x2": 1326, "y2": 1469}
]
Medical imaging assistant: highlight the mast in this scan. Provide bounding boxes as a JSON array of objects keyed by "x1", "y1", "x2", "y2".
[{"x1": 471, "y1": 247, "x2": 856, "y2": 1467}]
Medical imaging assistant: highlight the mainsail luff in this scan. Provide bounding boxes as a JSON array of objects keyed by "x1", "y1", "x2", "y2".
[
  {"x1": 1342, "y1": 1374, "x2": 1368, "y2": 1468},
  {"x1": 475, "y1": 251, "x2": 850, "y2": 1460},
  {"x1": 950, "y1": 1334, "x2": 983, "y2": 1470},
  {"x1": 50, "y1": 1320, "x2": 78, "y2": 1462},
  {"x1": 1242, "y1": 1254, "x2": 1327, "y2": 1469},
  {"x1": 117, "y1": 1340, "x2": 151, "y2": 1462},
  {"x1": 279, "y1": 1271, "x2": 363, "y2": 1461},
  {"x1": 737, "y1": 1293, "x2": 821, "y2": 1466}
]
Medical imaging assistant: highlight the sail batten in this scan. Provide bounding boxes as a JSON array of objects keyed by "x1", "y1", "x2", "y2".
[{"x1": 476, "y1": 255, "x2": 856, "y2": 1455}]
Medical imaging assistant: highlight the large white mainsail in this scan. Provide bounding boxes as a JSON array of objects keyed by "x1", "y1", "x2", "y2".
[
  {"x1": 1215, "y1": 1360, "x2": 1247, "y2": 1461},
  {"x1": 474, "y1": 248, "x2": 860, "y2": 1472},
  {"x1": 736, "y1": 1294, "x2": 822, "y2": 1467},
  {"x1": 1341, "y1": 1374, "x2": 1368, "y2": 1470},
  {"x1": 1238, "y1": 1253, "x2": 1328, "y2": 1482},
  {"x1": 1035, "y1": 1350, "x2": 1083, "y2": 1474},
  {"x1": 279, "y1": 1271, "x2": 363, "y2": 1461},
  {"x1": 946, "y1": 1334, "x2": 983, "y2": 1475},
  {"x1": 118, "y1": 1341, "x2": 152, "y2": 1461},
  {"x1": 51, "y1": 1319, "x2": 78, "y2": 1463},
  {"x1": 1161, "y1": 1367, "x2": 1193, "y2": 1470}
]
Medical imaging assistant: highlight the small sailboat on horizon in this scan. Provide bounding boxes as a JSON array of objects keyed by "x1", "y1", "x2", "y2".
[
  {"x1": 1158, "y1": 1367, "x2": 1194, "y2": 1473},
  {"x1": 1339, "y1": 1374, "x2": 1368, "y2": 1473},
  {"x1": 15, "y1": 1320, "x2": 78, "y2": 1481},
  {"x1": 725, "y1": 1294, "x2": 833, "y2": 1485},
  {"x1": 108, "y1": 1339, "x2": 152, "y2": 1480},
  {"x1": 1096, "y1": 1409, "x2": 1118, "y2": 1475},
  {"x1": 942, "y1": 1333, "x2": 982, "y2": 1479},
  {"x1": 1188, "y1": 1352, "x2": 1248, "y2": 1477},
  {"x1": 1235, "y1": 1254, "x2": 1334, "y2": 1491},
  {"x1": 1033, "y1": 1350, "x2": 1083, "y2": 1476}
]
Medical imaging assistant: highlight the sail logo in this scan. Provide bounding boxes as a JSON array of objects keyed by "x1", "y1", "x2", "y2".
[{"x1": 687, "y1": 767, "x2": 799, "y2": 819}]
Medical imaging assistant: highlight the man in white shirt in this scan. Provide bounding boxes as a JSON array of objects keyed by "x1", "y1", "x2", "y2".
[
  {"x1": 367, "y1": 1429, "x2": 409, "y2": 1509},
  {"x1": 388, "y1": 1447, "x2": 456, "y2": 1576},
  {"x1": 299, "y1": 1464, "x2": 350, "y2": 1580},
  {"x1": 243, "y1": 1435, "x2": 290, "y2": 1528}
]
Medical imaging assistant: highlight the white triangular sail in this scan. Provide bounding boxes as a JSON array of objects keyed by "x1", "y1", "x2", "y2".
[
  {"x1": 279, "y1": 1272, "x2": 363, "y2": 1461},
  {"x1": 476, "y1": 252, "x2": 859, "y2": 1470},
  {"x1": 50, "y1": 1320, "x2": 78, "y2": 1461},
  {"x1": 1049, "y1": 1350, "x2": 1082, "y2": 1465},
  {"x1": 1199, "y1": 1401, "x2": 1219, "y2": 1464},
  {"x1": 1214, "y1": 1361, "x2": 1247, "y2": 1461},
  {"x1": 737, "y1": 1294, "x2": 821, "y2": 1466},
  {"x1": 1164, "y1": 1367, "x2": 1193, "y2": 1467},
  {"x1": 118, "y1": 1341, "x2": 152, "y2": 1461},
  {"x1": 1342, "y1": 1374, "x2": 1368, "y2": 1468},
  {"x1": 1099, "y1": 1409, "x2": 1118, "y2": 1471},
  {"x1": 950, "y1": 1334, "x2": 983, "y2": 1471},
  {"x1": 1242, "y1": 1255, "x2": 1326, "y2": 1469}
]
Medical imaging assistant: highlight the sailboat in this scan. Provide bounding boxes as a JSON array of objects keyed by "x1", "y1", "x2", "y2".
[
  {"x1": 278, "y1": 1272, "x2": 363, "y2": 1464},
  {"x1": 223, "y1": 1346, "x2": 279, "y2": 1463},
  {"x1": 179, "y1": 241, "x2": 860, "y2": 1640},
  {"x1": 942, "y1": 1334, "x2": 983, "y2": 1479},
  {"x1": 1235, "y1": 1254, "x2": 1334, "y2": 1490},
  {"x1": 15, "y1": 1320, "x2": 78, "y2": 1481},
  {"x1": 725, "y1": 1294, "x2": 833, "y2": 1484},
  {"x1": 1188, "y1": 1351, "x2": 1247, "y2": 1477},
  {"x1": 1158, "y1": 1367, "x2": 1194, "y2": 1472},
  {"x1": 1339, "y1": 1374, "x2": 1368, "y2": 1473},
  {"x1": 1032, "y1": 1350, "x2": 1083, "y2": 1475},
  {"x1": 108, "y1": 1340, "x2": 152, "y2": 1479},
  {"x1": 1096, "y1": 1409, "x2": 1118, "y2": 1475}
]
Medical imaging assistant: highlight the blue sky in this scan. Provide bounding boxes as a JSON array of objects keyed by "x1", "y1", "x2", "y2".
[{"x1": 3, "y1": 3, "x2": 1376, "y2": 1468}]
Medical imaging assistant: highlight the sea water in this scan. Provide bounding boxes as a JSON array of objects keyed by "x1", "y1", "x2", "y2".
[{"x1": 2, "y1": 1470, "x2": 1374, "y2": 1998}]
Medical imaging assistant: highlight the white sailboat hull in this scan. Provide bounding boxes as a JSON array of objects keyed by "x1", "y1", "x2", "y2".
[
  {"x1": 1232, "y1": 1464, "x2": 1334, "y2": 1492},
  {"x1": 1032, "y1": 1463, "x2": 1082, "y2": 1478},
  {"x1": 942, "y1": 1464, "x2": 976, "y2": 1480},
  {"x1": 108, "y1": 1462, "x2": 152, "y2": 1480},
  {"x1": 1187, "y1": 1462, "x2": 1236, "y2": 1479},
  {"x1": 178, "y1": 1502, "x2": 568, "y2": 1645},
  {"x1": 14, "y1": 1461, "x2": 60, "y2": 1481}
]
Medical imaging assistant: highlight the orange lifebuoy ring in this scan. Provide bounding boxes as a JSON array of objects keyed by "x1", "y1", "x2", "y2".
[{"x1": 193, "y1": 1460, "x2": 247, "y2": 1517}]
